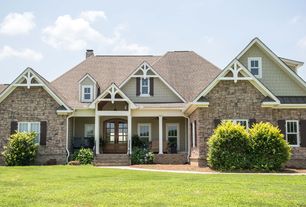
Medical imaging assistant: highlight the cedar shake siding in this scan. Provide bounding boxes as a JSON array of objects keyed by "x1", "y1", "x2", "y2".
[
  {"x1": 0, "y1": 87, "x2": 67, "y2": 165},
  {"x1": 190, "y1": 80, "x2": 306, "y2": 168}
]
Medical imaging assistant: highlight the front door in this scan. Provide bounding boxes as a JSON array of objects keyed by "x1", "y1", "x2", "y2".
[{"x1": 103, "y1": 119, "x2": 128, "y2": 154}]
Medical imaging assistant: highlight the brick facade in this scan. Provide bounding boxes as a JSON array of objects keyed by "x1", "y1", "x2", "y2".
[
  {"x1": 190, "y1": 80, "x2": 306, "y2": 168},
  {"x1": 0, "y1": 87, "x2": 67, "y2": 165},
  {"x1": 154, "y1": 153, "x2": 188, "y2": 164}
]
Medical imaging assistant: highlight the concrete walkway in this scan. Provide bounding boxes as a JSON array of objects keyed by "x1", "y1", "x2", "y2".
[{"x1": 98, "y1": 166, "x2": 306, "y2": 176}]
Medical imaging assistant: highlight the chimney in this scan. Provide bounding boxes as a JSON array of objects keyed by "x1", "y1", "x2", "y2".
[{"x1": 86, "y1": 49, "x2": 94, "y2": 59}]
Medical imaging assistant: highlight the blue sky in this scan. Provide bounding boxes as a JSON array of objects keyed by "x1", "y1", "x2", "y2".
[{"x1": 1, "y1": 0, "x2": 306, "y2": 83}]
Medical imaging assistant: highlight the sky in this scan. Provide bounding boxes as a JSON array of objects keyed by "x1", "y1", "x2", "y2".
[{"x1": 1, "y1": 0, "x2": 306, "y2": 83}]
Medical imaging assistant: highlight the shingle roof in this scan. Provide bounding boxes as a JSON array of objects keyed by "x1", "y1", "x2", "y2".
[
  {"x1": 51, "y1": 52, "x2": 221, "y2": 108},
  {"x1": 277, "y1": 96, "x2": 306, "y2": 104}
]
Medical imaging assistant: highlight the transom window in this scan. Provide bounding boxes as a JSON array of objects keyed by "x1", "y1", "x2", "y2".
[
  {"x1": 248, "y1": 57, "x2": 262, "y2": 78},
  {"x1": 223, "y1": 119, "x2": 249, "y2": 129},
  {"x1": 82, "y1": 85, "x2": 93, "y2": 102},
  {"x1": 166, "y1": 123, "x2": 180, "y2": 152},
  {"x1": 286, "y1": 120, "x2": 300, "y2": 147},
  {"x1": 18, "y1": 122, "x2": 40, "y2": 144},
  {"x1": 140, "y1": 78, "x2": 150, "y2": 96},
  {"x1": 138, "y1": 123, "x2": 151, "y2": 144}
]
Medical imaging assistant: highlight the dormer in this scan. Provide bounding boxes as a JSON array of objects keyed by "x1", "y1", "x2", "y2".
[{"x1": 79, "y1": 74, "x2": 97, "y2": 103}]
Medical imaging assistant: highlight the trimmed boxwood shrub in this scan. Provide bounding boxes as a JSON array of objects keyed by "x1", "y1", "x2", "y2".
[
  {"x1": 2, "y1": 132, "x2": 38, "y2": 166},
  {"x1": 73, "y1": 148, "x2": 94, "y2": 165},
  {"x1": 207, "y1": 121, "x2": 251, "y2": 170},
  {"x1": 249, "y1": 122, "x2": 291, "y2": 171}
]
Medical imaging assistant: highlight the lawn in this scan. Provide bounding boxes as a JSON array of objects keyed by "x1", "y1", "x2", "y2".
[{"x1": 0, "y1": 166, "x2": 305, "y2": 207}]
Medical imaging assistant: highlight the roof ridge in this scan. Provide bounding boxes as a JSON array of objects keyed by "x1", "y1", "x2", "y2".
[{"x1": 95, "y1": 55, "x2": 160, "y2": 57}]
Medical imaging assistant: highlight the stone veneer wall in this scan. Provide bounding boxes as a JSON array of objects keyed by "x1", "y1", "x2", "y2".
[
  {"x1": 0, "y1": 87, "x2": 67, "y2": 165},
  {"x1": 190, "y1": 80, "x2": 306, "y2": 168}
]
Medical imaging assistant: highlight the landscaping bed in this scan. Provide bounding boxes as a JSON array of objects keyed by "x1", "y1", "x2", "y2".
[{"x1": 131, "y1": 164, "x2": 306, "y2": 173}]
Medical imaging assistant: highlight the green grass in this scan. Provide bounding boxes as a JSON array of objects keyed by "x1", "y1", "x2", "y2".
[{"x1": 0, "y1": 166, "x2": 305, "y2": 207}]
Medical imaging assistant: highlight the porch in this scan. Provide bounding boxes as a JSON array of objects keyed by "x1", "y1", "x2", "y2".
[{"x1": 67, "y1": 115, "x2": 189, "y2": 164}]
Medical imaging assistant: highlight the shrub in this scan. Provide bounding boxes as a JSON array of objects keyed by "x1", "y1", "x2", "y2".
[
  {"x1": 131, "y1": 147, "x2": 154, "y2": 164},
  {"x1": 73, "y1": 148, "x2": 94, "y2": 165},
  {"x1": 2, "y1": 132, "x2": 38, "y2": 166},
  {"x1": 132, "y1": 135, "x2": 147, "y2": 148},
  {"x1": 207, "y1": 121, "x2": 251, "y2": 170},
  {"x1": 249, "y1": 122, "x2": 291, "y2": 171}
]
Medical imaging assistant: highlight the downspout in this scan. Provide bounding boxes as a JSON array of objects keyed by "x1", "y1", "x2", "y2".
[{"x1": 66, "y1": 114, "x2": 73, "y2": 164}]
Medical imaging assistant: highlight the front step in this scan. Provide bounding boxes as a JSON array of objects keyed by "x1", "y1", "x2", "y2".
[{"x1": 94, "y1": 154, "x2": 130, "y2": 166}]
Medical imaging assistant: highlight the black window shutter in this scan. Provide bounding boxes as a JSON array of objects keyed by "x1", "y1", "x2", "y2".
[
  {"x1": 136, "y1": 77, "x2": 140, "y2": 96},
  {"x1": 194, "y1": 121, "x2": 197, "y2": 147},
  {"x1": 190, "y1": 123, "x2": 193, "y2": 147},
  {"x1": 40, "y1": 121, "x2": 47, "y2": 145},
  {"x1": 300, "y1": 120, "x2": 306, "y2": 147},
  {"x1": 150, "y1": 77, "x2": 154, "y2": 96},
  {"x1": 214, "y1": 119, "x2": 221, "y2": 128},
  {"x1": 277, "y1": 120, "x2": 286, "y2": 139},
  {"x1": 249, "y1": 119, "x2": 256, "y2": 128},
  {"x1": 10, "y1": 121, "x2": 18, "y2": 135}
]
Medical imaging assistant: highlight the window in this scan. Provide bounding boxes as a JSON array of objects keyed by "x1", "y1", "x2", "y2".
[
  {"x1": 84, "y1": 124, "x2": 94, "y2": 137},
  {"x1": 223, "y1": 119, "x2": 249, "y2": 129},
  {"x1": 248, "y1": 57, "x2": 262, "y2": 78},
  {"x1": 166, "y1": 123, "x2": 180, "y2": 152},
  {"x1": 82, "y1": 85, "x2": 93, "y2": 102},
  {"x1": 138, "y1": 123, "x2": 151, "y2": 144},
  {"x1": 286, "y1": 120, "x2": 300, "y2": 146},
  {"x1": 140, "y1": 78, "x2": 150, "y2": 96},
  {"x1": 18, "y1": 122, "x2": 40, "y2": 144}
]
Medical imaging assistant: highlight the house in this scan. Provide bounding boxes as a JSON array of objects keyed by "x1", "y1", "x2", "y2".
[{"x1": 0, "y1": 38, "x2": 305, "y2": 167}]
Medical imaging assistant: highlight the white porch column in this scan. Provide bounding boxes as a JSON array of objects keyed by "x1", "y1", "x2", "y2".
[
  {"x1": 159, "y1": 115, "x2": 163, "y2": 154},
  {"x1": 95, "y1": 114, "x2": 100, "y2": 154},
  {"x1": 192, "y1": 121, "x2": 196, "y2": 148},
  {"x1": 128, "y1": 115, "x2": 132, "y2": 155}
]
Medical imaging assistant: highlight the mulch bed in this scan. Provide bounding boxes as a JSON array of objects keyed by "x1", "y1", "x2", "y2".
[{"x1": 131, "y1": 164, "x2": 306, "y2": 173}]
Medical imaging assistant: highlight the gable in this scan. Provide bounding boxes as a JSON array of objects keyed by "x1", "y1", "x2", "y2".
[
  {"x1": 121, "y1": 77, "x2": 183, "y2": 103},
  {"x1": 120, "y1": 61, "x2": 185, "y2": 103},
  {"x1": 238, "y1": 42, "x2": 306, "y2": 96},
  {"x1": 0, "y1": 68, "x2": 71, "y2": 114}
]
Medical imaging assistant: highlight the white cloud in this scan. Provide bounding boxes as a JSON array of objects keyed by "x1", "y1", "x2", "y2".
[
  {"x1": 42, "y1": 12, "x2": 149, "y2": 54},
  {"x1": 113, "y1": 40, "x2": 149, "y2": 54},
  {"x1": 42, "y1": 15, "x2": 112, "y2": 50},
  {"x1": 0, "y1": 12, "x2": 35, "y2": 35},
  {"x1": 290, "y1": 15, "x2": 302, "y2": 24},
  {"x1": 298, "y1": 36, "x2": 306, "y2": 49},
  {"x1": 80, "y1": 11, "x2": 107, "y2": 22},
  {"x1": 0, "y1": 46, "x2": 43, "y2": 61}
]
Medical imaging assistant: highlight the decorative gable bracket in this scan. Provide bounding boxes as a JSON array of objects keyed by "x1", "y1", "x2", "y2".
[
  {"x1": 13, "y1": 69, "x2": 43, "y2": 89},
  {"x1": 219, "y1": 60, "x2": 253, "y2": 83},
  {"x1": 89, "y1": 83, "x2": 136, "y2": 109}
]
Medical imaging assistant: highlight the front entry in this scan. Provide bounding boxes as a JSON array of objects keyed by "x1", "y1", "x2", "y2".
[{"x1": 103, "y1": 119, "x2": 128, "y2": 154}]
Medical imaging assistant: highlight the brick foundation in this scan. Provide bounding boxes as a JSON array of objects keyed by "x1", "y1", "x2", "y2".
[{"x1": 154, "y1": 153, "x2": 188, "y2": 164}]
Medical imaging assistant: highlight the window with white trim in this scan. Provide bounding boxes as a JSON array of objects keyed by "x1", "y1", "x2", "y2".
[
  {"x1": 18, "y1": 122, "x2": 40, "y2": 144},
  {"x1": 82, "y1": 85, "x2": 93, "y2": 102},
  {"x1": 84, "y1": 124, "x2": 95, "y2": 137},
  {"x1": 286, "y1": 120, "x2": 300, "y2": 146},
  {"x1": 223, "y1": 119, "x2": 249, "y2": 129},
  {"x1": 248, "y1": 57, "x2": 262, "y2": 78},
  {"x1": 140, "y1": 78, "x2": 150, "y2": 96},
  {"x1": 138, "y1": 123, "x2": 151, "y2": 144}
]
